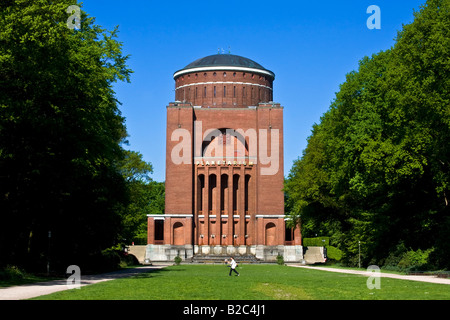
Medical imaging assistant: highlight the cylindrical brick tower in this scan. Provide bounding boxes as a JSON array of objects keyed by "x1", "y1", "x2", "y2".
[{"x1": 173, "y1": 54, "x2": 275, "y2": 108}]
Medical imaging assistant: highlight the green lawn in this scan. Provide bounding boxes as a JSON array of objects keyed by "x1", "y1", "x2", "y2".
[{"x1": 32, "y1": 264, "x2": 450, "y2": 300}]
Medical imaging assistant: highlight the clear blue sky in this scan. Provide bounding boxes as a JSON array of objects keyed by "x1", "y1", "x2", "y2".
[{"x1": 81, "y1": 0, "x2": 425, "y2": 182}]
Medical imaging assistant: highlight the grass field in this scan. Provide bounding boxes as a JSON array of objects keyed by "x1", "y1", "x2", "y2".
[{"x1": 32, "y1": 264, "x2": 450, "y2": 300}]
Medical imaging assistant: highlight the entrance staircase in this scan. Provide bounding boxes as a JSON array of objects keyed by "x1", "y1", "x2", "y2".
[{"x1": 190, "y1": 254, "x2": 261, "y2": 264}]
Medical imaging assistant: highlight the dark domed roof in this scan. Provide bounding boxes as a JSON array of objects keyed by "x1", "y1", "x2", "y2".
[
  {"x1": 174, "y1": 54, "x2": 274, "y2": 79},
  {"x1": 185, "y1": 54, "x2": 265, "y2": 70}
]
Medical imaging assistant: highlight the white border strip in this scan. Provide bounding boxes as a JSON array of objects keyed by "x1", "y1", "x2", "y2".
[
  {"x1": 175, "y1": 81, "x2": 273, "y2": 91},
  {"x1": 147, "y1": 214, "x2": 193, "y2": 220},
  {"x1": 255, "y1": 215, "x2": 286, "y2": 218},
  {"x1": 173, "y1": 66, "x2": 275, "y2": 79}
]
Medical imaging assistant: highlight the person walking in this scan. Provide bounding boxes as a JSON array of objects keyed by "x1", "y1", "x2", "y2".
[{"x1": 228, "y1": 257, "x2": 240, "y2": 276}]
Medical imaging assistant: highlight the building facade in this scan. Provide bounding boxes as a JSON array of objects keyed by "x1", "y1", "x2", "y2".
[{"x1": 146, "y1": 54, "x2": 302, "y2": 262}]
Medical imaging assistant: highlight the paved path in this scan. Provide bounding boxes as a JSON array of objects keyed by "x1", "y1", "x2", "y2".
[
  {"x1": 0, "y1": 265, "x2": 169, "y2": 300},
  {"x1": 287, "y1": 264, "x2": 450, "y2": 285}
]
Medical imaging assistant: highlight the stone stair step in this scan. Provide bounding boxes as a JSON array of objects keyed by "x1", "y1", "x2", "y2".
[{"x1": 190, "y1": 254, "x2": 262, "y2": 264}]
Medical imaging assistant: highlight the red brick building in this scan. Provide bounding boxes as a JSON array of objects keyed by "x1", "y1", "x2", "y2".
[{"x1": 146, "y1": 54, "x2": 302, "y2": 262}]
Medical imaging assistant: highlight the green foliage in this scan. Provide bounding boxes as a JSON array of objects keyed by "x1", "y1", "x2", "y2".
[
  {"x1": 325, "y1": 246, "x2": 343, "y2": 262},
  {"x1": 397, "y1": 249, "x2": 434, "y2": 271},
  {"x1": 382, "y1": 242, "x2": 436, "y2": 272},
  {"x1": 118, "y1": 150, "x2": 164, "y2": 245},
  {"x1": 303, "y1": 237, "x2": 330, "y2": 247},
  {"x1": 174, "y1": 256, "x2": 182, "y2": 265},
  {"x1": 81, "y1": 246, "x2": 139, "y2": 273},
  {"x1": 0, "y1": 0, "x2": 134, "y2": 272},
  {"x1": 285, "y1": 0, "x2": 450, "y2": 269},
  {"x1": 276, "y1": 254, "x2": 284, "y2": 265},
  {"x1": 0, "y1": 265, "x2": 27, "y2": 281}
]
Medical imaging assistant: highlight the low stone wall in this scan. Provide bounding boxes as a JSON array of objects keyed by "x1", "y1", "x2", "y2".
[{"x1": 127, "y1": 245, "x2": 147, "y2": 263}]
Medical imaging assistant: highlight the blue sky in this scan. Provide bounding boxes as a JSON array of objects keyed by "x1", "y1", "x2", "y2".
[{"x1": 81, "y1": 0, "x2": 425, "y2": 182}]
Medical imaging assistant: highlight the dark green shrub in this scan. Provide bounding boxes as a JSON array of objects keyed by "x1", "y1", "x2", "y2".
[
  {"x1": 276, "y1": 254, "x2": 284, "y2": 265},
  {"x1": 398, "y1": 249, "x2": 434, "y2": 271},
  {"x1": 174, "y1": 256, "x2": 182, "y2": 265},
  {"x1": 325, "y1": 246, "x2": 343, "y2": 261},
  {"x1": 303, "y1": 237, "x2": 330, "y2": 247},
  {"x1": 0, "y1": 265, "x2": 26, "y2": 281}
]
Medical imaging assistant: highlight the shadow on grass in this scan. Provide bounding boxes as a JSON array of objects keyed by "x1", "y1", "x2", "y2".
[{"x1": 130, "y1": 266, "x2": 188, "y2": 278}]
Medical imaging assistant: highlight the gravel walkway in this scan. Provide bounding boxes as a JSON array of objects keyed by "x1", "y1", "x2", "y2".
[{"x1": 287, "y1": 264, "x2": 450, "y2": 285}]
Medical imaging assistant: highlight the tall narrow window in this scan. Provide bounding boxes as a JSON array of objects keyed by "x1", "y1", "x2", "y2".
[
  {"x1": 245, "y1": 174, "x2": 250, "y2": 213},
  {"x1": 209, "y1": 174, "x2": 217, "y2": 214},
  {"x1": 214, "y1": 86, "x2": 216, "y2": 97},
  {"x1": 223, "y1": 86, "x2": 226, "y2": 97},
  {"x1": 220, "y1": 174, "x2": 228, "y2": 214},
  {"x1": 204, "y1": 86, "x2": 207, "y2": 97},
  {"x1": 233, "y1": 175, "x2": 239, "y2": 213},
  {"x1": 155, "y1": 220, "x2": 164, "y2": 242},
  {"x1": 233, "y1": 86, "x2": 236, "y2": 98},
  {"x1": 198, "y1": 174, "x2": 205, "y2": 214},
  {"x1": 243, "y1": 87, "x2": 246, "y2": 98}
]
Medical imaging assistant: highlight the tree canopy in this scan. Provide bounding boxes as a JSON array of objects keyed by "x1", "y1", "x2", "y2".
[
  {"x1": 285, "y1": 0, "x2": 450, "y2": 270},
  {"x1": 0, "y1": 0, "x2": 140, "y2": 272}
]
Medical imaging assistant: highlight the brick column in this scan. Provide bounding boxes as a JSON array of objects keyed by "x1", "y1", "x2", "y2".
[
  {"x1": 228, "y1": 169, "x2": 234, "y2": 246},
  {"x1": 204, "y1": 168, "x2": 209, "y2": 245},
  {"x1": 194, "y1": 171, "x2": 198, "y2": 246},
  {"x1": 217, "y1": 167, "x2": 222, "y2": 245},
  {"x1": 164, "y1": 216, "x2": 171, "y2": 245},
  {"x1": 185, "y1": 217, "x2": 192, "y2": 245},
  {"x1": 239, "y1": 168, "x2": 246, "y2": 245},
  {"x1": 278, "y1": 217, "x2": 285, "y2": 245},
  {"x1": 147, "y1": 217, "x2": 154, "y2": 245}
]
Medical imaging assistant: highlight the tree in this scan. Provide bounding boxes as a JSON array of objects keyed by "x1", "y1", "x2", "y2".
[
  {"x1": 118, "y1": 150, "x2": 165, "y2": 245},
  {"x1": 285, "y1": 0, "x2": 450, "y2": 269},
  {"x1": 0, "y1": 0, "x2": 132, "y2": 272}
]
